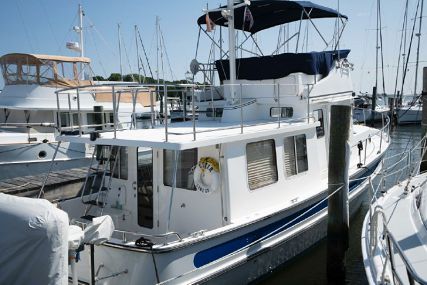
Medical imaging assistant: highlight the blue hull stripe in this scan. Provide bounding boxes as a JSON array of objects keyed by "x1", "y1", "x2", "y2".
[{"x1": 193, "y1": 160, "x2": 379, "y2": 268}]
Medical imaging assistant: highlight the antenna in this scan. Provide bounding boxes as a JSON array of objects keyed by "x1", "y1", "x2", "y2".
[{"x1": 67, "y1": 4, "x2": 85, "y2": 80}]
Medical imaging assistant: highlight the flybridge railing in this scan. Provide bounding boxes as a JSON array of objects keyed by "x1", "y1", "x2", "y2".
[{"x1": 54, "y1": 82, "x2": 344, "y2": 141}]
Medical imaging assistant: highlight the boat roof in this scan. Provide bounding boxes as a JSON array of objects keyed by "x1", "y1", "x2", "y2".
[
  {"x1": 57, "y1": 120, "x2": 319, "y2": 150},
  {"x1": 0, "y1": 53, "x2": 91, "y2": 64},
  {"x1": 197, "y1": 0, "x2": 348, "y2": 34},
  {"x1": 216, "y1": 50, "x2": 350, "y2": 81}
]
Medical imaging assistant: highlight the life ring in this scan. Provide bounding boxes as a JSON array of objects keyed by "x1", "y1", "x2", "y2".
[{"x1": 193, "y1": 157, "x2": 220, "y2": 194}]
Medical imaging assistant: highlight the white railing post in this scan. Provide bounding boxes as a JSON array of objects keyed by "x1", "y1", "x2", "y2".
[
  {"x1": 192, "y1": 84, "x2": 196, "y2": 141},
  {"x1": 240, "y1": 84, "x2": 243, "y2": 134},
  {"x1": 76, "y1": 88, "x2": 82, "y2": 136},
  {"x1": 164, "y1": 84, "x2": 168, "y2": 142},
  {"x1": 112, "y1": 86, "x2": 117, "y2": 139},
  {"x1": 277, "y1": 83, "x2": 281, "y2": 128}
]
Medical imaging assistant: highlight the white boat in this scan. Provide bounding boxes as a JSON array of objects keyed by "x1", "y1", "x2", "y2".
[
  {"x1": 353, "y1": 95, "x2": 390, "y2": 124},
  {"x1": 0, "y1": 5, "x2": 155, "y2": 181},
  {"x1": 46, "y1": 1, "x2": 391, "y2": 284},
  {"x1": 0, "y1": 53, "x2": 154, "y2": 180},
  {"x1": 396, "y1": 96, "x2": 422, "y2": 125},
  {"x1": 361, "y1": 157, "x2": 427, "y2": 284}
]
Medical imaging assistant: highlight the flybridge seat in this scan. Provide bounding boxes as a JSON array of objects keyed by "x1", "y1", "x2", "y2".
[{"x1": 215, "y1": 50, "x2": 351, "y2": 81}]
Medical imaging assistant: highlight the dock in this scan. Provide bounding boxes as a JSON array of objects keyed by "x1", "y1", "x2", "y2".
[{"x1": 0, "y1": 168, "x2": 87, "y2": 201}]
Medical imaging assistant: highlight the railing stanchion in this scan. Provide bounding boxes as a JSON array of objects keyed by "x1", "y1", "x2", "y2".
[
  {"x1": 112, "y1": 86, "x2": 117, "y2": 139},
  {"x1": 240, "y1": 84, "x2": 243, "y2": 134},
  {"x1": 192, "y1": 84, "x2": 196, "y2": 141},
  {"x1": 164, "y1": 84, "x2": 168, "y2": 142},
  {"x1": 76, "y1": 88, "x2": 82, "y2": 136},
  {"x1": 68, "y1": 93, "x2": 73, "y2": 132},
  {"x1": 56, "y1": 91, "x2": 62, "y2": 134},
  {"x1": 150, "y1": 90, "x2": 155, "y2": 128},
  {"x1": 307, "y1": 84, "x2": 310, "y2": 124},
  {"x1": 131, "y1": 89, "x2": 137, "y2": 129},
  {"x1": 379, "y1": 113, "x2": 384, "y2": 152},
  {"x1": 277, "y1": 83, "x2": 281, "y2": 128}
]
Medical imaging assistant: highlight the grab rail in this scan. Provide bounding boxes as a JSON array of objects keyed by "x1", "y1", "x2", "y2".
[
  {"x1": 54, "y1": 81, "x2": 346, "y2": 142},
  {"x1": 368, "y1": 206, "x2": 427, "y2": 285}
]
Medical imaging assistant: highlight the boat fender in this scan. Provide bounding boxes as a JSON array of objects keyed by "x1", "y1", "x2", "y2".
[{"x1": 193, "y1": 157, "x2": 220, "y2": 194}]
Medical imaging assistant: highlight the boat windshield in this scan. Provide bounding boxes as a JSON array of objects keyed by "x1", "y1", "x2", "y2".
[{"x1": 0, "y1": 53, "x2": 92, "y2": 87}]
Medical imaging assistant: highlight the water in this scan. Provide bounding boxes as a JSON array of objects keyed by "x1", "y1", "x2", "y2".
[{"x1": 259, "y1": 125, "x2": 423, "y2": 285}]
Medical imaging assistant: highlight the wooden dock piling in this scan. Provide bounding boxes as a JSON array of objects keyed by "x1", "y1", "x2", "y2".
[{"x1": 327, "y1": 105, "x2": 351, "y2": 284}]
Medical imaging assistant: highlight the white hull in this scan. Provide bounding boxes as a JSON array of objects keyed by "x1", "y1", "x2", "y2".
[
  {"x1": 396, "y1": 105, "x2": 422, "y2": 125},
  {"x1": 68, "y1": 158, "x2": 381, "y2": 284},
  {"x1": 0, "y1": 141, "x2": 90, "y2": 180}
]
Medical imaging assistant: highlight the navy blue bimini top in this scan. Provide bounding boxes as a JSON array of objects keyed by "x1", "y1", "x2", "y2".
[{"x1": 215, "y1": 50, "x2": 350, "y2": 81}]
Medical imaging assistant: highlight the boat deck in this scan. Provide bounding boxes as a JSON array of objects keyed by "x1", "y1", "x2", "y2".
[
  {"x1": 381, "y1": 173, "x2": 427, "y2": 282},
  {"x1": 58, "y1": 119, "x2": 379, "y2": 150}
]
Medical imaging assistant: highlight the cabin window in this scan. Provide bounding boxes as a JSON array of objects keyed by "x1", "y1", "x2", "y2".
[
  {"x1": 206, "y1": 108, "x2": 224, "y2": 118},
  {"x1": 270, "y1": 107, "x2": 293, "y2": 118},
  {"x1": 283, "y1": 135, "x2": 308, "y2": 177},
  {"x1": 58, "y1": 112, "x2": 79, "y2": 128},
  {"x1": 137, "y1": 148, "x2": 153, "y2": 228},
  {"x1": 163, "y1": 149, "x2": 198, "y2": 190},
  {"x1": 314, "y1": 109, "x2": 325, "y2": 138},
  {"x1": 111, "y1": 146, "x2": 128, "y2": 180},
  {"x1": 246, "y1": 139, "x2": 278, "y2": 190}
]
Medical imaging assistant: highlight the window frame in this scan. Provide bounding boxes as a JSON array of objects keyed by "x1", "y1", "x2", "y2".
[
  {"x1": 137, "y1": 148, "x2": 154, "y2": 229},
  {"x1": 246, "y1": 139, "x2": 278, "y2": 191},
  {"x1": 283, "y1": 134, "x2": 309, "y2": 178},
  {"x1": 314, "y1": 109, "x2": 325, "y2": 138},
  {"x1": 270, "y1": 107, "x2": 294, "y2": 118},
  {"x1": 163, "y1": 148, "x2": 198, "y2": 190}
]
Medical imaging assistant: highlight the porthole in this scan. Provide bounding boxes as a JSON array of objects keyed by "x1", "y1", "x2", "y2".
[{"x1": 38, "y1": 150, "x2": 47, "y2": 159}]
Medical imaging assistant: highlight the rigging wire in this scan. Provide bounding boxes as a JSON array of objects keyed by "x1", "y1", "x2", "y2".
[
  {"x1": 159, "y1": 26, "x2": 176, "y2": 81},
  {"x1": 136, "y1": 27, "x2": 155, "y2": 80},
  {"x1": 87, "y1": 28, "x2": 108, "y2": 78},
  {"x1": 378, "y1": 0, "x2": 386, "y2": 95},
  {"x1": 37, "y1": 0, "x2": 61, "y2": 54},
  {"x1": 15, "y1": 0, "x2": 36, "y2": 52},
  {"x1": 400, "y1": 0, "x2": 421, "y2": 99},
  {"x1": 393, "y1": 0, "x2": 409, "y2": 99}
]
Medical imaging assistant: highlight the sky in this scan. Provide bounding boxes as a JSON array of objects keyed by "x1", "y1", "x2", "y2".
[{"x1": 0, "y1": 0, "x2": 425, "y2": 96}]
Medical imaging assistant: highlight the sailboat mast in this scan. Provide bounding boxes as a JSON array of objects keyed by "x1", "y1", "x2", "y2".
[
  {"x1": 118, "y1": 23, "x2": 123, "y2": 81},
  {"x1": 375, "y1": 0, "x2": 379, "y2": 90},
  {"x1": 227, "y1": 0, "x2": 237, "y2": 102},
  {"x1": 135, "y1": 25, "x2": 141, "y2": 83},
  {"x1": 414, "y1": 0, "x2": 424, "y2": 97},
  {"x1": 78, "y1": 4, "x2": 84, "y2": 80}
]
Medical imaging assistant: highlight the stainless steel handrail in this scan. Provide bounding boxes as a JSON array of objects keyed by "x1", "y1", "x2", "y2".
[{"x1": 368, "y1": 206, "x2": 427, "y2": 285}]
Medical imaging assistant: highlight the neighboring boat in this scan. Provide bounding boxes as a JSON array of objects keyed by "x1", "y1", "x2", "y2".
[
  {"x1": 396, "y1": 95, "x2": 422, "y2": 125},
  {"x1": 353, "y1": 94, "x2": 390, "y2": 124},
  {"x1": 44, "y1": 1, "x2": 391, "y2": 284},
  {"x1": 361, "y1": 148, "x2": 427, "y2": 284},
  {"x1": 0, "y1": 53, "x2": 154, "y2": 180},
  {"x1": 0, "y1": 5, "x2": 155, "y2": 180}
]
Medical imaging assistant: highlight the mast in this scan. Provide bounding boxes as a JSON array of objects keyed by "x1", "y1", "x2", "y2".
[
  {"x1": 78, "y1": 4, "x2": 84, "y2": 80},
  {"x1": 375, "y1": 0, "x2": 379, "y2": 91},
  {"x1": 227, "y1": 0, "x2": 237, "y2": 102},
  {"x1": 156, "y1": 16, "x2": 160, "y2": 86},
  {"x1": 118, "y1": 23, "x2": 123, "y2": 81},
  {"x1": 414, "y1": 0, "x2": 424, "y2": 99},
  {"x1": 135, "y1": 25, "x2": 141, "y2": 83}
]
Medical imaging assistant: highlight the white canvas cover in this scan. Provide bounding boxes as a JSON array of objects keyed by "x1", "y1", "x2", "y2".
[{"x1": 0, "y1": 193, "x2": 69, "y2": 285}]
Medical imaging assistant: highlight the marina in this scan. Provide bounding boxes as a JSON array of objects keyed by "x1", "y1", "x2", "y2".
[{"x1": 0, "y1": 0, "x2": 427, "y2": 285}]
